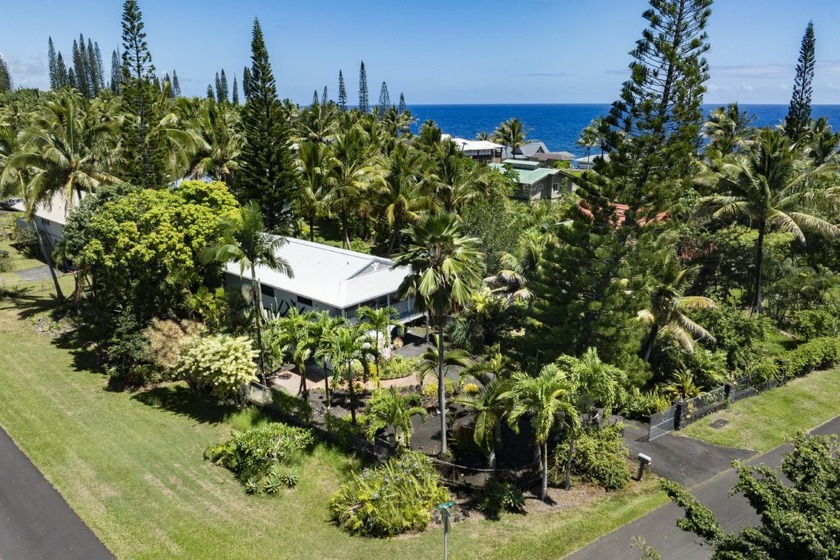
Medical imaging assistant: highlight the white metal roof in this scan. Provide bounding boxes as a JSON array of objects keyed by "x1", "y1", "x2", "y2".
[{"x1": 225, "y1": 237, "x2": 411, "y2": 309}]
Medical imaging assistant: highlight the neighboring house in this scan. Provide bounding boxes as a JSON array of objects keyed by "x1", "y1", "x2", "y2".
[
  {"x1": 502, "y1": 140, "x2": 549, "y2": 160},
  {"x1": 442, "y1": 135, "x2": 505, "y2": 163},
  {"x1": 224, "y1": 237, "x2": 421, "y2": 323},
  {"x1": 532, "y1": 151, "x2": 575, "y2": 165},
  {"x1": 15, "y1": 189, "x2": 85, "y2": 249},
  {"x1": 489, "y1": 159, "x2": 574, "y2": 202},
  {"x1": 574, "y1": 153, "x2": 610, "y2": 170}
]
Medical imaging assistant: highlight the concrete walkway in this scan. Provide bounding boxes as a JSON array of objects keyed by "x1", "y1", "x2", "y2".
[
  {"x1": 565, "y1": 416, "x2": 840, "y2": 560},
  {"x1": 0, "y1": 427, "x2": 113, "y2": 560}
]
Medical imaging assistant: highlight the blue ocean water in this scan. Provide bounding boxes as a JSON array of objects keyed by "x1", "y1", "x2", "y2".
[{"x1": 407, "y1": 104, "x2": 840, "y2": 158}]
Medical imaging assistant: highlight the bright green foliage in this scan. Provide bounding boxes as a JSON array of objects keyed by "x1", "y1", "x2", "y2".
[
  {"x1": 205, "y1": 423, "x2": 314, "y2": 494},
  {"x1": 663, "y1": 433, "x2": 840, "y2": 559},
  {"x1": 525, "y1": 217, "x2": 647, "y2": 370},
  {"x1": 237, "y1": 18, "x2": 297, "y2": 231},
  {"x1": 506, "y1": 363, "x2": 580, "y2": 500},
  {"x1": 394, "y1": 212, "x2": 484, "y2": 455},
  {"x1": 176, "y1": 334, "x2": 258, "y2": 399},
  {"x1": 474, "y1": 479, "x2": 525, "y2": 519},
  {"x1": 790, "y1": 310, "x2": 839, "y2": 340},
  {"x1": 695, "y1": 128, "x2": 840, "y2": 313},
  {"x1": 364, "y1": 387, "x2": 427, "y2": 449},
  {"x1": 784, "y1": 22, "x2": 816, "y2": 143},
  {"x1": 68, "y1": 180, "x2": 239, "y2": 319},
  {"x1": 783, "y1": 337, "x2": 840, "y2": 379},
  {"x1": 552, "y1": 424, "x2": 632, "y2": 491},
  {"x1": 330, "y1": 451, "x2": 451, "y2": 537}
]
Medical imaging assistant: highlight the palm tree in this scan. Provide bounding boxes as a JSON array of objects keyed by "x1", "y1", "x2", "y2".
[
  {"x1": 202, "y1": 200, "x2": 294, "y2": 380},
  {"x1": 311, "y1": 312, "x2": 347, "y2": 408},
  {"x1": 394, "y1": 213, "x2": 484, "y2": 455},
  {"x1": 702, "y1": 103, "x2": 755, "y2": 156},
  {"x1": 267, "y1": 308, "x2": 313, "y2": 395},
  {"x1": 416, "y1": 335, "x2": 472, "y2": 385},
  {"x1": 576, "y1": 124, "x2": 598, "y2": 162},
  {"x1": 382, "y1": 142, "x2": 427, "y2": 255},
  {"x1": 638, "y1": 251, "x2": 717, "y2": 362},
  {"x1": 364, "y1": 387, "x2": 427, "y2": 449},
  {"x1": 184, "y1": 98, "x2": 244, "y2": 183},
  {"x1": 356, "y1": 305, "x2": 401, "y2": 387},
  {"x1": 456, "y1": 351, "x2": 516, "y2": 470},
  {"x1": 505, "y1": 364, "x2": 579, "y2": 501},
  {"x1": 8, "y1": 90, "x2": 121, "y2": 301},
  {"x1": 296, "y1": 140, "x2": 334, "y2": 241},
  {"x1": 492, "y1": 117, "x2": 527, "y2": 159},
  {"x1": 557, "y1": 347, "x2": 625, "y2": 490},
  {"x1": 323, "y1": 124, "x2": 385, "y2": 247},
  {"x1": 695, "y1": 128, "x2": 840, "y2": 313},
  {"x1": 319, "y1": 323, "x2": 372, "y2": 424}
]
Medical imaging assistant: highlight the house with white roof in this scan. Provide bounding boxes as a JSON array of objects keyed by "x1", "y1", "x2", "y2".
[
  {"x1": 441, "y1": 134, "x2": 505, "y2": 163},
  {"x1": 224, "y1": 237, "x2": 421, "y2": 323}
]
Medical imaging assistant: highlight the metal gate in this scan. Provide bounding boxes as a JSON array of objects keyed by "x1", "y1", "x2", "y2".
[{"x1": 648, "y1": 404, "x2": 678, "y2": 441}]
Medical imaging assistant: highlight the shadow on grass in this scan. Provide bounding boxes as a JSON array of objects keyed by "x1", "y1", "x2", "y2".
[{"x1": 133, "y1": 385, "x2": 242, "y2": 425}]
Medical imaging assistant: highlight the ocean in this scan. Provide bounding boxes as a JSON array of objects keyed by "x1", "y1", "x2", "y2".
[{"x1": 407, "y1": 104, "x2": 840, "y2": 158}]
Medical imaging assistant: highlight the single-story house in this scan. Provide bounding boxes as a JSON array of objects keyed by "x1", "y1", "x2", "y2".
[
  {"x1": 441, "y1": 135, "x2": 505, "y2": 163},
  {"x1": 532, "y1": 151, "x2": 575, "y2": 164},
  {"x1": 224, "y1": 237, "x2": 422, "y2": 323},
  {"x1": 574, "y1": 153, "x2": 610, "y2": 170},
  {"x1": 490, "y1": 159, "x2": 575, "y2": 202}
]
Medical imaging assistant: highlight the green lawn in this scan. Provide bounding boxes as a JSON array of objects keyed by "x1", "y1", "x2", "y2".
[
  {"x1": 681, "y1": 367, "x2": 840, "y2": 452},
  {"x1": 0, "y1": 281, "x2": 666, "y2": 560}
]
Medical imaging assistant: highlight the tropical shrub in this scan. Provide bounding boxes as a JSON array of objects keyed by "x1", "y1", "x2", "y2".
[
  {"x1": 782, "y1": 337, "x2": 840, "y2": 378},
  {"x1": 330, "y1": 452, "x2": 450, "y2": 537},
  {"x1": 694, "y1": 304, "x2": 771, "y2": 371},
  {"x1": 551, "y1": 424, "x2": 632, "y2": 491},
  {"x1": 621, "y1": 387, "x2": 672, "y2": 419},
  {"x1": 205, "y1": 423, "x2": 314, "y2": 494},
  {"x1": 474, "y1": 479, "x2": 525, "y2": 519},
  {"x1": 379, "y1": 355, "x2": 418, "y2": 381},
  {"x1": 789, "y1": 309, "x2": 838, "y2": 340},
  {"x1": 175, "y1": 334, "x2": 258, "y2": 400}
]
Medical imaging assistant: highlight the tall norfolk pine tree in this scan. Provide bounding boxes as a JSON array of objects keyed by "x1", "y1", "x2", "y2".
[
  {"x1": 784, "y1": 21, "x2": 815, "y2": 144},
  {"x1": 237, "y1": 18, "x2": 297, "y2": 232},
  {"x1": 120, "y1": 0, "x2": 167, "y2": 188},
  {"x1": 595, "y1": 0, "x2": 713, "y2": 222},
  {"x1": 338, "y1": 70, "x2": 347, "y2": 110},
  {"x1": 358, "y1": 61, "x2": 369, "y2": 113}
]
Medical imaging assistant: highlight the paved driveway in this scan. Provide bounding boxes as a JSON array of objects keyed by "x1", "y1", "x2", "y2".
[
  {"x1": 565, "y1": 416, "x2": 840, "y2": 560},
  {"x1": 0, "y1": 427, "x2": 113, "y2": 560}
]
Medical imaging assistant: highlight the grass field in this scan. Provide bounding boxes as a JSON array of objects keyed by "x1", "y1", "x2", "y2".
[
  {"x1": 0, "y1": 280, "x2": 667, "y2": 560},
  {"x1": 681, "y1": 368, "x2": 840, "y2": 452}
]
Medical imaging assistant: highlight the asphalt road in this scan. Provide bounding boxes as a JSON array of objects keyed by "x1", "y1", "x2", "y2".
[
  {"x1": 0, "y1": 427, "x2": 114, "y2": 560},
  {"x1": 565, "y1": 416, "x2": 840, "y2": 560}
]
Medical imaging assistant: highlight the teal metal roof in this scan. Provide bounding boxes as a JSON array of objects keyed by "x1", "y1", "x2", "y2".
[{"x1": 489, "y1": 163, "x2": 559, "y2": 185}]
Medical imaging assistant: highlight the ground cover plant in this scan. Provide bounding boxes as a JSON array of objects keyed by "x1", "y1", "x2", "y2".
[
  {"x1": 205, "y1": 423, "x2": 314, "y2": 494},
  {"x1": 329, "y1": 451, "x2": 450, "y2": 537}
]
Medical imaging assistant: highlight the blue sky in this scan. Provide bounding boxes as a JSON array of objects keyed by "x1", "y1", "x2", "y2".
[{"x1": 3, "y1": 0, "x2": 840, "y2": 105}]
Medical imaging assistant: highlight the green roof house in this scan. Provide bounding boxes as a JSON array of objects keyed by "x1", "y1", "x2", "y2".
[{"x1": 489, "y1": 160, "x2": 575, "y2": 202}]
